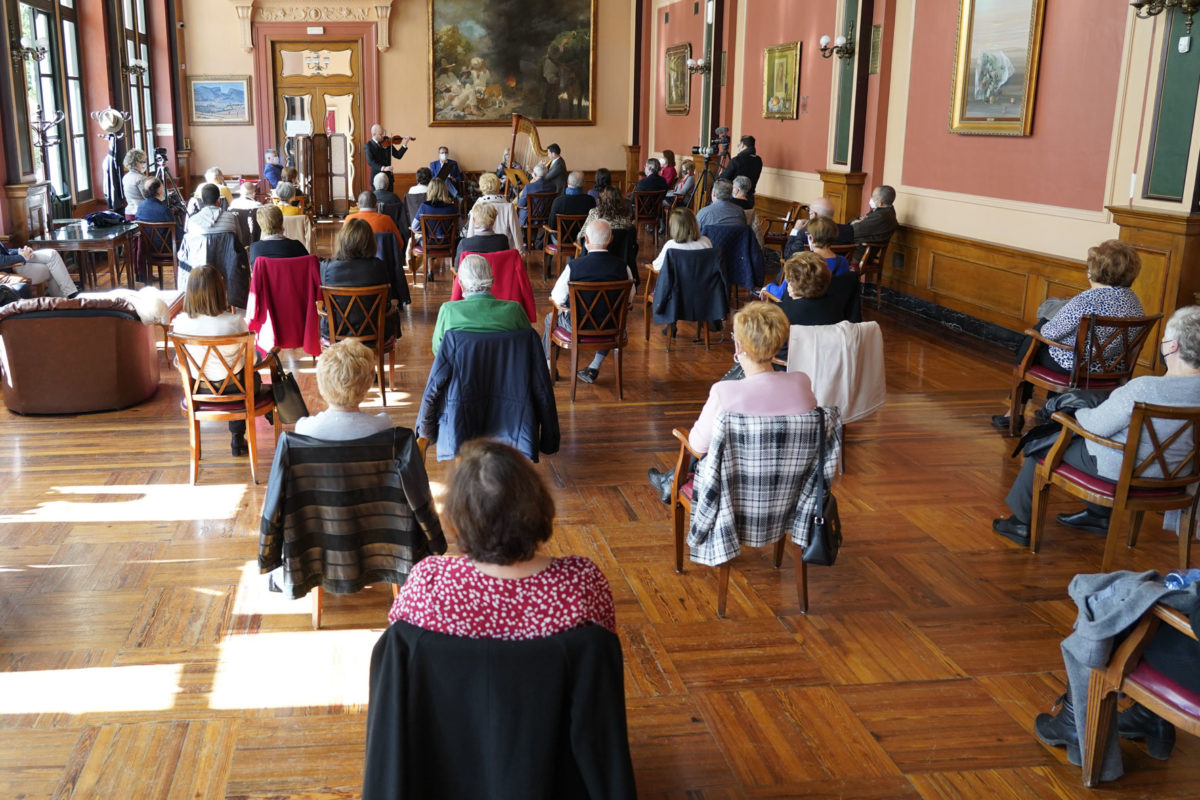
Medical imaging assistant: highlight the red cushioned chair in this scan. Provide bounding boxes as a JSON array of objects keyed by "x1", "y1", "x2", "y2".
[
  {"x1": 541, "y1": 213, "x2": 587, "y2": 280},
  {"x1": 1082, "y1": 603, "x2": 1200, "y2": 787},
  {"x1": 1005, "y1": 313, "x2": 1161, "y2": 437},
  {"x1": 1031, "y1": 404, "x2": 1200, "y2": 571},
  {"x1": 548, "y1": 279, "x2": 633, "y2": 401}
]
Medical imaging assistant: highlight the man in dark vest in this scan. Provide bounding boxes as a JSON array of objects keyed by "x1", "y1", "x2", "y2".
[{"x1": 543, "y1": 219, "x2": 634, "y2": 384}]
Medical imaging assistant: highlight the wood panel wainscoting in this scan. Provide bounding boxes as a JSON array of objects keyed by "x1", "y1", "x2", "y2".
[
  {"x1": 1108, "y1": 205, "x2": 1200, "y2": 320},
  {"x1": 818, "y1": 169, "x2": 866, "y2": 225}
]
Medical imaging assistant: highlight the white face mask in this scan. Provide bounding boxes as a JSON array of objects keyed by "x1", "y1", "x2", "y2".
[
  {"x1": 439, "y1": 152, "x2": 448, "y2": 161},
  {"x1": 869, "y1": 198, "x2": 878, "y2": 210}
]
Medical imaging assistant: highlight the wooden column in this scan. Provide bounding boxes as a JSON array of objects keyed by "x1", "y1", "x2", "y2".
[
  {"x1": 818, "y1": 170, "x2": 866, "y2": 224},
  {"x1": 623, "y1": 145, "x2": 642, "y2": 193},
  {"x1": 1107, "y1": 205, "x2": 1200, "y2": 320}
]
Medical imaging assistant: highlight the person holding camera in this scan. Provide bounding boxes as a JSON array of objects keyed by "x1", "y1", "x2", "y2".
[{"x1": 718, "y1": 135, "x2": 763, "y2": 200}]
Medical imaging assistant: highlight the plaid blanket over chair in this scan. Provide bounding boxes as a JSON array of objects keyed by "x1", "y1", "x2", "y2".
[{"x1": 687, "y1": 409, "x2": 842, "y2": 567}]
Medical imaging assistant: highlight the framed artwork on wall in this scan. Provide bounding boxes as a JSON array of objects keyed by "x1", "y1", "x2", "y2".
[
  {"x1": 949, "y1": 0, "x2": 1046, "y2": 135},
  {"x1": 428, "y1": 0, "x2": 596, "y2": 126},
  {"x1": 665, "y1": 43, "x2": 691, "y2": 115},
  {"x1": 186, "y1": 76, "x2": 253, "y2": 126},
  {"x1": 762, "y1": 42, "x2": 800, "y2": 120}
]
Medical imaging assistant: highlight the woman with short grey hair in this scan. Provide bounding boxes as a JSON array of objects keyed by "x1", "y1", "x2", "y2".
[
  {"x1": 457, "y1": 253, "x2": 494, "y2": 295},
  {"x1": 122, "y1": 148, "x2": 148, "y2": 219}
]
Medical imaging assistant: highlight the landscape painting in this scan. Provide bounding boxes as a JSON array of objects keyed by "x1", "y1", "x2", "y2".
[
  {"x1": 429, "y1": 0, "x2": 596, "y2": 126},
  {"x1": 949, "y1": 0, "x2": 1045, "y2": 136},
  {"x1": 187, "y1": 76, "x2": 253, "y2": 126}
]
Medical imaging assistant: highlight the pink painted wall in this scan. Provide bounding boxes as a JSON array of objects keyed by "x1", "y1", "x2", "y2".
[
  {"x1": 901, "y1": 0, "x2": 1126, "y2": 210},
  {"x1": 652, "y1": 0, "x2": 706, "y2": 156},
  {"x1": 737, "y1": 0, "x2": 837, "y2": 175}
]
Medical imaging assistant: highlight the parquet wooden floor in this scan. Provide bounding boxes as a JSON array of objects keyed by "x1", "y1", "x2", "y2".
[{"x1": 1, "y1": 247, "x2": 1196, "y2": 799}]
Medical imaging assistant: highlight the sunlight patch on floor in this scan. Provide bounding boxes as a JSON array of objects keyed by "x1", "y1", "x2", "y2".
[
  {"x1": 0, "y1": 664, "x2": 183, "y2": 714},
  {"x1": 0, "y1": 483, "x2": 247, "y2": 523}
]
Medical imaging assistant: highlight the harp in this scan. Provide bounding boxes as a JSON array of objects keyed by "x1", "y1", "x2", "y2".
[{"x1": 506, "y1": 113, "x2": 548, "y2": 197}]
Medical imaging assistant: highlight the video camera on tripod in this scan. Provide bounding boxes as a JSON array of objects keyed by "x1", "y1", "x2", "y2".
[
  {"x1": 691, "y1": 126, "x2": 732, "y2": 161},
  {"x1": 151, "y1": 146, "x2": 186, "y2": 215}
]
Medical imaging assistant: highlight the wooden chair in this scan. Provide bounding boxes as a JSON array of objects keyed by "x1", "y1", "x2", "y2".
[
  {"x1": 318, "y1": 284, "x2": 396, "y2": 405},
  {"x1": 855, "y1": 240, "x2": 889, "y2": 309},
  {"x1": 410, "y1": 213, "x2": 459, "y2": 284},
  {"x1": 169, "y1": 331, "x2": 279, "y2": 485},
  {"x1": 549, "y1": 279, "x2": 634, "y2": 401},
  {"x1": 1005, "y1": 314, "x2": 1162, "y2": 437},
  {"x1": 649, "y1": 248, "x2": 728, "y2": 352},
  {"x1": 542, "y1": 213, "x2": 588, "y2": 280},
  {"x1": 1031, "y1": 404, "x2": 1200, "y2": 571},
  {"x1": 519, "y1": 191, "x2": 556, "y2": 253},
  {"x1": 667, "y1": 409, "x2": 841, "y2": 616},
  {"x1": 762, "y1": 202, "x2": 806, "y2": 255},
  {"x1": 631, "y1": 190, "x2": 667, "y2": 250},
  {"x1": 1081, "y1": 602, "x2": 1200, "y2": 786},
  {"x1": 137, "y1": 221, "x2": 178, "y2": 289}
]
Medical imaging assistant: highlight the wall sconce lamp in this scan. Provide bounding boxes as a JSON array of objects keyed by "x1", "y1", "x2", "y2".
[
  {"x1": 10, "y1": 34, "x2": 50, "y2": 67},
  {"x1": 819, "y1": 31, "x2": 855, "y2": 60},
  {"x1": 121, "y1": 58, "x2": 148, "y2": 79},
  {"x1": 685, "y1": 57, "x2": 710, "y2": 75},
  {"x1": 1130, "y1": 0, "x2": 1200, "y2": 34},
  {"x1": 304, "y1": 52, "x2": 332, "y2": 75}
]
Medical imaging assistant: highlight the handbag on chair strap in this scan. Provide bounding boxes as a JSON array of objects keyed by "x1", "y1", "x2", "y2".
[{"x1": 802, "y1": 407, "x2": 842, "y2": 566}]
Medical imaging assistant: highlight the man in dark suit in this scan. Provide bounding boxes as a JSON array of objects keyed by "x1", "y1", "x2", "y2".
[
  {"x1": 517, "y1": 163, "x2": 555, "y2": 226},
  {"x1": 430, "y1": 145, "x2": 462, "y2": 199},
  {"x1": 548, "y1": 171, "x2": 596, "y2": 231},
  {"x1": 852, "y1": 185, "x2": 899, "y2": 244},
  {"x1": 719, "y1": 135, "x2": 763, "y2": 200},
  {"x1": 544, "y1": 219, "x2": 634, "y2": 385},
  {"x1": 365, "y1": 124, "x2": 410, "y2": 191},
  {"x1": 634, "y1": 158, "x2": 669, "y2": 193},
  {"x1": 782, "y1": 196, "x2": 854, "y2": 260},
  {"x1": 544, "y1": 143, "x2": 567, "y2": 195}
]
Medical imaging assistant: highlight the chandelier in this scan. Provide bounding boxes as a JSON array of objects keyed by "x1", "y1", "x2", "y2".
[{"x1": 1131, "y1": 0, "x2": 1200, "y2": 35}]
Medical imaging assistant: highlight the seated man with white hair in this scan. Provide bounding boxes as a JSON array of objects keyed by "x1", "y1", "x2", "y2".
[
  {"x1": 191, "y1": 166, "x2": 234, "y2": 206},
  {"x1": 432, "y1": 254, "x2": 530, "y2": 354},
  {"x1": 229, "y1": 181, "x2": 262, "y2": 210},
  {"x1": 372, "y1": 171, "x2": 403, "y2": 207},
  {"x1": 516, "y1": 162, "x2": 553, "y2": 226},
  {"x1": 783, "y1": 196, "x2": 854, "y2": 260},
  {"x1": 543, "y1": 219, "x2": 635, "y2": 384}
]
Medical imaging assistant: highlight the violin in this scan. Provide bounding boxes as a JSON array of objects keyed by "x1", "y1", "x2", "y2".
[{"x1": 380, "y1": 135, "x2": 415, "y2": 148}]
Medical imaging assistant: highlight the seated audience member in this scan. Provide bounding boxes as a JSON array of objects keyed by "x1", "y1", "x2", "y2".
[
  {"x1": 635, "y1": 158, "x2": 668, "y2": 193},
  {"x1": 410, "y1": 178, "x2": 457, "y2": 235},
  {"x1": 184, "y1": 183, "x2": 241, "y2": 240},
  {"x1": 456, "y1": 203, "x2": 508, "y2": 264},
  {"x1": 408, "y1": 166, "x2": 432, "y2": 198},
  {"x1": 851, "y1": 184, "x2": 899, "y2": 244},
  {"x1": 589, "y1": 167, "x2": 613, "y2": 201},
  {"x1": 647, "y1": 302, "x2": 818, "y2": 502},
  {"x1": 581, "y1": 186, "x2": 634, "y2": 244},
  {"x1": 991, "y1": 240, "x2": 1145, "y2": 429},
  {"x1": 279, "y1": 166, "x2": 304, "y2": 199},
  {"x1": 372, "y1": 172, "x2": 403, "y2": 207},
  {"x1": 346, "y1": 190, "x2": 404, "y2": 242},
  {"x1": 229, "y1": 182, "x2": 262, "y2": 210},
  {"x1": 0, "y1": 238, "x2": 78, "y2": 299},
  {"x1": 696, "y1": 179, "x2": 748, "y2": 228},
  {"x1": 660, "y1": 150, "x2": 678, "y2": 188},
  {"x1": 549, "y1": 171, "x2": 596, "y2": 233},
  {"x1": 764, "y1": 217, "x2": 851, "y2": 298},
  {"x1": 430, "y1": 145, "x2": 462, "y2": 199},
  {"x1": 516, "y1": 163, "x2": 554, "y2": 226},
  {"x1": 433, "y1": 254, "x2": 530, "y2": 354},
  {"x1": 475, "y1": 172, "x2": 505, "y2": 203},
  {"x1": 1033, "y1": 573, "x2": 1200, "y2": 777},
  {"x1": 784, "y1": 196, "x2": 854, "y2": 260},
  {"x1": 667, "y1": 159, "x2": 696, "y2": 203},
  {"x1": 651, "y1": 207, "x2": 713, "y2": 273},
  {"x1": 775, "y1": 252, "x2": 860, "y2": 327},
  {"x1": 263, "y1": 149, "x2": 282, "y2": 188},
  {"x1": 170, "y1": 264, "x2": 255, "y2": 456},
  {"x1": 320, "y1": 217, "x2": 401, "y2": 340},
  {"x1": 495, "y1": 147, "x2": 522, "y2": 179},
  {"x1": 730, "y1": 176, "x2": 755, "y2": 210},
  {"x1": 136, "y1": 177, "x2": 177, "y2": 227},
  {"x1": 992, "y1": 305, "x2": 1200, "y2": 546},
  {"x1": 248, "y1": 204, "x2": 309, "y2": 264},
  {"x1": 545, "y1": 219, "x2": 635, "y2": 385},
  {"x1": 122, "y1": 148, "x2": 148, "y2": 219},
  {"x1": 192, "y1": 167, "x2": 234, "y2": 206},
  {"x1": 272, "y1": 182, "x2": 302, "y2": 215},
  {"x1": 388, "y1": 438, "x2": 616, "y2": 639},
  {"x1": 294, "y1": 338, "x2": 392, "y2": 440}
]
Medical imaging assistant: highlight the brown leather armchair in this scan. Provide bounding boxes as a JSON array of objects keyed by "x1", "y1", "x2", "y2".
[{"x1": 0, "y1": 296, "x2": 160, "y2": 414}]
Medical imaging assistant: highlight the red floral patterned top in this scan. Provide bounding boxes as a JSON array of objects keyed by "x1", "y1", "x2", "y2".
[{"x1": 387, "y1": 555, "x2": 617, "y2": 640}]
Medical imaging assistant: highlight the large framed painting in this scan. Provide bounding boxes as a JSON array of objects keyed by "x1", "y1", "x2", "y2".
[
  {"x1": 428, "y1": 0, "x2": 596, "y2": 126},
  {"x1": 186, "y1": 76, "x2": 253, "y2": 126},
  {"x1": 950, "y1": 0, "x2": 1045, "y2": 135},
  {"x1": 762, "y1": 42, "x2": 800, "y2": 120},
  {"x1": 665, "y1": 43, "x2": 690, "y2": 115}
]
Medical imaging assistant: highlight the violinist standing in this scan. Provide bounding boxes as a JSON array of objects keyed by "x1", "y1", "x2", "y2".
[{"x1": 365, "y1": 125, "x2": 412, "y2": 192}]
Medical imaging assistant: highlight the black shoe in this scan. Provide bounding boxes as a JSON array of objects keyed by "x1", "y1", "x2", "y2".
[
  {"x1": 1035, "y1": 692, "x2": 1081, "y2": 766},
  {"x1": 66, "y1": 291, "x2": 80, "y2": 299},
  {"x1": 648, "y1": 467, "x2": 674, "y2": 504},
  {"x1": 992, "y1": 516, "x2": 1030, "y2": 546},
  {"x1": 661, "y1": 324, "x2": 677, "y2": 337},
  {"x1": 231, "y1": 433, "x2": 248, "y2": 457},
  {"x1": 991, "y1": 413, "x2": 1024, "y2": 433},
  {"x1": 577, "y1": 367, "x2": 599, "y2": 384},
  {"x1": 1056, "y1": 508, "x2": 1110, "y2": 536},
  {"x1": 1118, "y1": 702, "x2": 1176, "y2": 760}
]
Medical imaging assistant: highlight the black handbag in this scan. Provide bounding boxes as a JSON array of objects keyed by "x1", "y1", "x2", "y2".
[
  {"x1": 802, "y1": 408, "x2": 842, "y2": 566},
  {"x1": 269, "y1": 358, "x2": 310, "y2": 425}
]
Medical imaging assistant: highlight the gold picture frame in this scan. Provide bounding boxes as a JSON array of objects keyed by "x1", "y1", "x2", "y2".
[
  {"x1": 762, "y1": 42, "x2": 800, "y2": 120},
  {"x1": 949, "y1": 0, "x2": 1045, "y2": 136},
  {"x1": 665, "y1": 43, "x2": 690, "y2": 115},
  {"x1": 186, "y1": 75, "x2": 253, "y2": 126}
]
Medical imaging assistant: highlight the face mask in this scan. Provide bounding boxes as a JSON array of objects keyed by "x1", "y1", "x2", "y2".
[
  {"x1": 869, "y1": 198, "x2": 878, "y2": 210},
  {"x1": 440, "y1": 153, "x2": 448, "y2": 161}
]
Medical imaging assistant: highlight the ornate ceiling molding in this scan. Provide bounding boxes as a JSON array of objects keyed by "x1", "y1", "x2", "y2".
[{"x1": 228, "y1": 1, "x2": 395, "y2": 52}]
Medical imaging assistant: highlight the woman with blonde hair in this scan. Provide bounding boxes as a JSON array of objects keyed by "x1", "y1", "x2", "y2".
[
  {"x1": 650, "y1": 206, "x2": 712, "y2": 273},
  {"x1": 647, "y1": 302, "x2": 818, "y2": 501},
  {"x1": 248, "y1": 204, "x2": 309, "y2": 264},
  {"x1": 295, "y1": 338, "x2": 392, "y2": 440},
  {"x1": 410, "y1": 177, "x2": 458, "y2": 234},
  {"x1": 122, "y1": 148, "x2": 148, "y2": 219}
]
